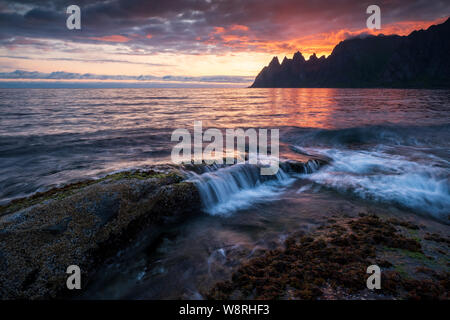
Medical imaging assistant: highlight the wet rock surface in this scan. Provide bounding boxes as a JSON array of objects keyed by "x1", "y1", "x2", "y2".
[
  {"x1": 0, "y1": 169, "x2": 201, "y2": 299},
  {"x1": 208, "y1": 214, "x2": 449, "y2": 300},
  {"x1": 1, "y1": 159, "x2": 448, "y2": 300}
]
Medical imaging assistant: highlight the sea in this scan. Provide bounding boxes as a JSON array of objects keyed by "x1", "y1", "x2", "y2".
[{"x1": 0, "y1": 88, "x2": 449, "y2": 298}]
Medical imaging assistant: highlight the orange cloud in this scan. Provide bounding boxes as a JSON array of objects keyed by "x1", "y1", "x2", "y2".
[
  {"x1": 380, "y1": 17, "x2": 448, "y2": 36},
  {"x1": 202, "y1": 17, "x2": 447, "y2": 60},
  {"x1": 262, "y1": 17, "x2": 447, "y2": 58},
  {"x1": 230, "y1": 24, "x2": 249, "y2": 31},
  {"x1": 88, "y1": 35, "x2": 130, "y2": 43},
  {"x1": 213, "y1": 27, "x2": 226, "y2": 34},
  {"x1": 146, "y1": 34, "x2": 153, "y2": 39},
  {"x1": 222, "y1": 34, "x2": 250, "y2": 42},
  {"x1": 204, "y1": 24, "x2": 252, "y2": 48}
]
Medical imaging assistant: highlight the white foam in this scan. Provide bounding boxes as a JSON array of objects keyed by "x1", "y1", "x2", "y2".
[
  {"x1": 187, "y1": 162, "x2": 295, "y2": 216},
  {"x1": 300, "y1": 147, "x2": 450, "y2": 219}
]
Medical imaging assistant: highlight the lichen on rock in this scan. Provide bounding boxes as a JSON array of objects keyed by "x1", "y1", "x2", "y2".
[
  {"x1": 207, "y1": 214, "x2": 449, "y2": 300},
  {"x1": 0, "y1": 169, "x2": 201, "y2": 299}
]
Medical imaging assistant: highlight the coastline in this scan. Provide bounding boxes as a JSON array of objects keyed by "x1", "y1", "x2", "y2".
[
  {"x1": 0, "y1": 161, "x2": 448, "y2": 300},
  {"x1": 208, "y1": 214, "x2": 449, "y2": 300},
  {"x1": 0, "y1": 168, "x2": 201, "y2": 299}
]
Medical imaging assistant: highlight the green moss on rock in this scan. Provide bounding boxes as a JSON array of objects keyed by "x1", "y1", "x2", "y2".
[
  {"x1": 0, "y1": 169, "x2": 200, "y2": 299},
  {"x1": 207, "y1": 215, "x2": 449, "y2": 300}
]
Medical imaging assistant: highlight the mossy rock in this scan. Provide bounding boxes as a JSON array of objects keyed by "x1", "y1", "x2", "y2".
[
  {"x1": 0, "y1": 169, "x2": 201, "y2": 299},
  {"x1": 208, "y1": 215, "x2": 449, "y2": 300}
]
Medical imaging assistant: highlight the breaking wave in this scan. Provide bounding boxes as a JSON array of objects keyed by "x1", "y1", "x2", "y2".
[
  {"x1": 299, "y1": 147, "x2": 450, "y2": 221},
  {"x1": 185, "y1": 159, "x2": 322, "y2": 215}
]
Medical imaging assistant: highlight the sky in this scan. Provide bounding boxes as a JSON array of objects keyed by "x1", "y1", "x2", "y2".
[{"x1": 0, "y1": 0, "x2": 449, "y2": 87}]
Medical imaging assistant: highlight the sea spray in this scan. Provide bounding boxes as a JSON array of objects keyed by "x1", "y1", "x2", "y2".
[
  {"x1": 184, "y1": 159, "x2": 323, "y2": 215},
  {"x1": 300, "y1": 147, "x2": 450, "y2": 220}
]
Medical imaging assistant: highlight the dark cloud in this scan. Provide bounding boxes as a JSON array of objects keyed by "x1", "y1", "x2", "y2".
[
  {"x1": 0, "y1": 54, "x2": 173, "y2": 66},
  {"x1": 24, "y1": 7, "x2": 59, "y2": 21},
  {"x1": 0, "y1": 69, "x2": 253, "y2": 83},
  {"x1": 0, "y1": 0, "x2": 449, "y2": 54}
]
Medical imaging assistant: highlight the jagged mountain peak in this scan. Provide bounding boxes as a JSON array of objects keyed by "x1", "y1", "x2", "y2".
[
  {"x1": 293, "y1": 51, "x2": 305, "y2": 63},
  {"x1": 309, "y1": 53, "x2": 318, "y2": 61},
  {"x1": 268, "y1": 56, "x2": 280, "y2": 67},
  {"x1": 250, "y1": 17, "x2": 450, "y2": 88}
]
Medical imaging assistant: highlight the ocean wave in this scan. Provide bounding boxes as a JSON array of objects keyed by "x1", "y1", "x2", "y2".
[
  {"x1": 184, "y1": 159, "x2": 322, "y2": 216},
  {"x1": 299, "y1": 147, "x2": 450, "y2": 221},
  {"x1": 282, "y1": 124, "x2": 450, "y2": 148}
]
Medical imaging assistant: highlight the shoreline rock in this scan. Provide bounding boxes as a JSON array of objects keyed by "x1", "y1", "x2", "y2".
[
  {"x1": 207, "y1": 214, "x2": 449, "y2": 300},
  {"x1": 250, "y1": 18, "x2": 450, "y2": 88},
  {"x1": 0, "y1": 169, "x2": 201, "y2": 299}
]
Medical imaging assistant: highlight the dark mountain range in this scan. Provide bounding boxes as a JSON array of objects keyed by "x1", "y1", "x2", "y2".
[{"x1": 251, "y1": 17, "x2": 450, "y2": 88}]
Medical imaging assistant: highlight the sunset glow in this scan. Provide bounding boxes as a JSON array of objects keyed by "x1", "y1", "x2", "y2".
[
  {"x1": 0, "y1": 0, "x2": 449, "y2": 85},
  {"x1": 0, "y1": 0, "x2": 449, "y2": 303}
]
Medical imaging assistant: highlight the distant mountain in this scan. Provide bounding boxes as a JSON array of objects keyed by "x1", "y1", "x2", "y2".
[{"x1": 251, "y1": 17, "x2": 450, "y2": 88}]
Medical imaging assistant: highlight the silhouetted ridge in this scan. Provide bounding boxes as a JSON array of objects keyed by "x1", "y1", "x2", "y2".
[{"x1": 251, "y1": 17, "x2": 450, "y2": 88}]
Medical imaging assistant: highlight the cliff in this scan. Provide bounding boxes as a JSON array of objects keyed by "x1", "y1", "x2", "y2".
[{"x1": 251, "y1": 17, "x2": 450, "y2": 88}]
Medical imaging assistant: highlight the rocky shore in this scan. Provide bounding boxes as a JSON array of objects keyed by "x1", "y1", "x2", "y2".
[
  {"x1": 0, "y1": 169, "x2": 201, "y2": 299},
  {"x1": 208, "y1": 214, "x2": 449, "y2": 300},
  {"x1": 0, "y1": 160, "x2": 448, "y2": 300}
]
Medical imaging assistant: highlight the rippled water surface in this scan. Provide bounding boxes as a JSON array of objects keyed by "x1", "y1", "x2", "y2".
[
  {"x1": 2, "y1": 88, "x2": 449, "y2": 135},
  {"x1": 1, "y1": 88, "x2": 449, "y2": 298},
  {"x1": 1, "y1": 88, "x2": 449, "y2": 215}
]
